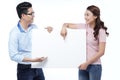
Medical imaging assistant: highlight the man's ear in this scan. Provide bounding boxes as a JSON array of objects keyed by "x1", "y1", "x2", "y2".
[{"x1": 21, "y1": 13, "x2": 26, "y2": 19}]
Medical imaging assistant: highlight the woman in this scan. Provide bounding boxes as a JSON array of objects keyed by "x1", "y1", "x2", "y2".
[{"x1": 60, "y1": 5, "x2": 109, "y2": 80}]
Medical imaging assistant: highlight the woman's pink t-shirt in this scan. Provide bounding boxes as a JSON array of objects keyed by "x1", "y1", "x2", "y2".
[{"x1": 77, "y1": 23, "x2": 106, "y2": 64}]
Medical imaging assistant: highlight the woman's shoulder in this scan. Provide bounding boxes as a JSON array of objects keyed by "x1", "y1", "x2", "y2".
[
  {"x1": 77, "y1": 23, "x2": 87, "y2": 29},
  {"x1": 99, "y1": 28, "x2": 106, "y2": 33}
]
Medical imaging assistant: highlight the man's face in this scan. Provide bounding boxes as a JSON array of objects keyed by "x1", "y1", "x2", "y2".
[{"x1": 22, "y1": 7, "x2": 35, "y2": 24}]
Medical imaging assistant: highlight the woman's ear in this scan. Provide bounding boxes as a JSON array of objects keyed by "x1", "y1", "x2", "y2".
[{"x1": 94, "y1": 15, "x2": 97, "y2": 19}]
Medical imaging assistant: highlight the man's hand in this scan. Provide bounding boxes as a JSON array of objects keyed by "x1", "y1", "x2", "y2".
[
  {"x1": 45, "y1": 26, "x2": 53, "y2": 33},
  {"x1": 32, "y1": 57, "x2": 47, "y2": 62}
]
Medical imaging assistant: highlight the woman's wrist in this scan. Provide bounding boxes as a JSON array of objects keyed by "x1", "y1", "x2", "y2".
[{"x1": 63, "y1": 23, "x2": 68, "y2": 28}]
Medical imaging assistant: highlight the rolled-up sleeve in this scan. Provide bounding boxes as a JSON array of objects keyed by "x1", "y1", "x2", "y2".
[{"x1": 8, "y1": 29, "x2": 24, "y2": 63}]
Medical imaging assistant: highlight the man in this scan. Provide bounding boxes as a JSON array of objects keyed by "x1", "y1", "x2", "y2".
[{"x1": 8, "y1": 2, "x2": 52, "y2": 80}]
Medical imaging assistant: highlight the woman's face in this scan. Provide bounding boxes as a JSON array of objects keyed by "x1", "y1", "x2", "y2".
[{"x1": 84, "y1": 10, "x2": 97, "y2": 25}]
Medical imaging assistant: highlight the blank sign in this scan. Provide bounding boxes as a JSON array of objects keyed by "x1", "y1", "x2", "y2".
[{"x1": 31, "y1": 28, "x2": 86, "y2": 68}]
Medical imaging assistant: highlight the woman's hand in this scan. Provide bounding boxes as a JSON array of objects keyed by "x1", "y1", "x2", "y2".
[
  {"x1": 60, "y1": 23, "x2": 68, "y2": 40},
  {"x1": 78, "y1": 62, "x2": 89, "y2": 70}
]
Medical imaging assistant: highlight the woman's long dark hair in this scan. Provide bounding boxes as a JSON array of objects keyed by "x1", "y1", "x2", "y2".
[{"x1": 87, "y1": 5, "x2": 109, "y2": 40}]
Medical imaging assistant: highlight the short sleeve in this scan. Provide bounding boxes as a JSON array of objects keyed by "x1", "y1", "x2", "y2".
[
  {"x1": 98, "y1": 29, "x2": 106, "y2": 42},
  {"x1": 77, "y1": 23, "x2": 87, "y2": 29}
]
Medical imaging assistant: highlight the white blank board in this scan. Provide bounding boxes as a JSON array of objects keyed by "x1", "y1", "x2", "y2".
[{"x1": 31, "y1": 28, "x2": 86, "y2": 68}]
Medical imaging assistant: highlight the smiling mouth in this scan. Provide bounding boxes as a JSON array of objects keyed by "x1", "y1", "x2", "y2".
[{"x1": 86, "y1": 20, "x2": 89, "y2": 22}]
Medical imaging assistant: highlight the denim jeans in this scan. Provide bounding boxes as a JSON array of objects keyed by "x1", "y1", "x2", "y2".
[
  {"x1": 78, "y1": 64, "x2": 102, "y2": 80},
  {"x1": 17, "y1": 64, "x2": 45, "y2": 80}
]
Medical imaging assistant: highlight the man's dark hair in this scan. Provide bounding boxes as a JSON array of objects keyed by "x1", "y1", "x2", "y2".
[{"x1": 16, "y1": 2, "x2": 32, "y2": 19}]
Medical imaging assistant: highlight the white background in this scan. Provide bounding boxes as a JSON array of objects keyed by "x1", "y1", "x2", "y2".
[{"x1": 0, "y1": 0, "x2": 119, "y2": 80}]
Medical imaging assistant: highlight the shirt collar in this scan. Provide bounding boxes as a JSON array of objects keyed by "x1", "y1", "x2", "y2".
[
  {"x1": 17, "y1": 22, "x2": 25, "y2": 32},
  {"x1": 17, "y1": 21, "x2": 37, "y2": 32}
]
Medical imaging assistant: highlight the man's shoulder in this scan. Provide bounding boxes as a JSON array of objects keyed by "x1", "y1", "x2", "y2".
[
  {"x1": 9, "y1": 25, "x2": 19, "y2": 34},
  {"x1": 30, "y1": 24, "x2": 38, "y2": 29}
]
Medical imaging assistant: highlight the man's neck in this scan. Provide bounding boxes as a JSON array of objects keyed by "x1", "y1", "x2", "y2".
[{"x1": 20, "y1": 20, "x2": 29, "y2": 30}]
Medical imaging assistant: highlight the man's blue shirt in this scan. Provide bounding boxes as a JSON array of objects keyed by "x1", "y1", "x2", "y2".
[{"x1": 8, "y1": 22, "x2": 37, "y2": 64}]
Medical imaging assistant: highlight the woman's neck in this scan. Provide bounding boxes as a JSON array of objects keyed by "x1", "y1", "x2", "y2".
[{"x1": 88, "y1": 22, "x2": 95, "y2": 28}]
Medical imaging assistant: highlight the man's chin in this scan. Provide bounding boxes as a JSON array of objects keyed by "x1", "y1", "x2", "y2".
[{"x1": 30, "y1": 20, "x2": 34, "y2": 23}]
